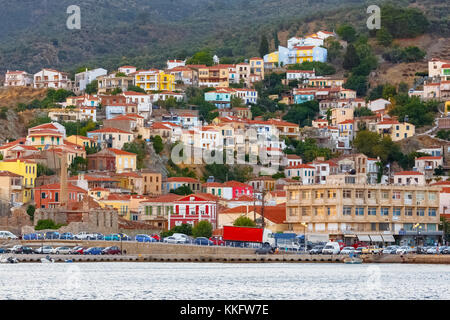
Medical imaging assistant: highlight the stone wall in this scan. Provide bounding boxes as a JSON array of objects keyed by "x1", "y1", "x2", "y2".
[{"x1": 0, "y1": 207, "x2": 33, "y2": 235}]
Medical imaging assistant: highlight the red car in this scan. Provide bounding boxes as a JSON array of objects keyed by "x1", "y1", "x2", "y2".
[
  {"x1": 72, "y1": 246, "x2": 86, "y2": 255},
  {"x1": 150, "y1": 234, "x2": 161, "y2": 241},
  {"x1": 209, "y1": 236, "x2": 225, "y2": 246},
  {"x1": 102, "y1": 246, "x2": 121, "y2": 255}
]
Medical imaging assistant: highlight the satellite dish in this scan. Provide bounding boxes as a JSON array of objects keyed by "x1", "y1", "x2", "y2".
[{"x1": 349, "y1": 169, "x2": 356, "y2": 175}]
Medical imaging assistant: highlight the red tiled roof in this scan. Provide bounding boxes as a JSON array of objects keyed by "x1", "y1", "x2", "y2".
[
  {"x1": 394, "y1": 171, "x2": 424, "y2": 176},
  {"x1": 166, "y1": 177, "x2": 199, "y2": 183},
  {"x1": 88, "y1": 128, "x2": 132, "y2": 134},
  {"x1": 286, "y1": 164, "x2": 315, "y2": 169},
  {"x1": 416, "y1": 156, "x2": 442, "y2": 160},
  {"x1": 107, "y1": 148, "x2": 137, "y2": 156}
]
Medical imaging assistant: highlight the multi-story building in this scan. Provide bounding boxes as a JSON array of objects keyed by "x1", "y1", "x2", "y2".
[
  {"x1": 285, "y1": 177, "x2": 442, "y2": 246},
  {"x1": 34, "y1": 183, "x2": 87, "y2": 209},
  {"x1": 4, "y1": 70, "x2": 33, "y2": 87},
  {"x1": 0, "y1": 171, "x2": 24, "y2": 207},
  {"x1": 97, "y1": 73, "x2": 134, "y2": 94},
  {"x1": 87, "y1": 148, "x2": 137, "y2": 173},
  {"x1": 74, "y1": 68, "x2": 107, "y2": 94},
  {"x1": 34, "y1": 69, "x2": 71, "y2": 89},
  {"x1": 414, "y1": 156, "x2": 444, "y2": 178},
  {"x1": 140, "y1": 169, "x2": 162, "y2": 196},
  {"x1": 375, "y1": 120, "x2": 415, "y2": 141},
  {"x1": 249, "y1": 57, "x2": 264, "y2": 81},
  {"x1": 0, "y1": 159, "x2": 37, "y2": 203},
  {"x1": 87, "y1": 128, "x2": 133, "y2": 150},
  {"x1": 134, "y1": 69, "x2": 176, "y2": 92},
  {"x1": 191, "y1": 65, "x2": 229, "y2": 87},
  {"x1": 331, "y1": 107, "x2": 354, "y2": 126}
]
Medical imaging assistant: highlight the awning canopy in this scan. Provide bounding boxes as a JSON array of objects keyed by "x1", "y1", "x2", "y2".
[
  {"x1": 344, "y1": 234, "x2": 357, "y2": 238},
  {"x1": 369, "y1": 235, "x2": 383, "y2": 242},
  {"x1": 382, "y1": 235, "x2": 395, "y2": 242},
  {"x1": 357, "y1": 235, "x2": 371, "y2": 242}
]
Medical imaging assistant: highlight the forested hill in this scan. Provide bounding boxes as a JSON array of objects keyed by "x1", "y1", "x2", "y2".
[{"x1": 0, "y1": 0, "x2": 448, "y2": 74}]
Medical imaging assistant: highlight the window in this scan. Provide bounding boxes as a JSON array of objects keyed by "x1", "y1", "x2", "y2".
[
  {"x1": 368, "y1": 207, "x2": 377, "y2": 216},
  {"x1": 343, "y1": 190, "x2": 352, "y2": 198},
  {"x1": 392, "y1": 191, "x2": 401, "y2": 200},
  {"x1": 405, "y1": 208, "x2": 413, "y2": 216},
  {"x1": 393, "y1": 208, "x2": 401, "y2": 216},
  {"x1": 428, "y1": 193, "x2": 436, "y2": 201},
  {"x1": 416, "y1": 192, "x2": 425, "y2": 202},
  {"x1": 427, "y1": 224, "x2": 436, "y2": 232},
  {"x1": 302, "y1": 191, "x2": 310, "y2": 199},
  {"x1": 343, "y1": 206, "x2": 352, "y2": 215},
  {"x1": 356, "y1": 190, "x2": 364, "y2": 199},
  {"x1": 381, "y1": 191, "x2": 389, "y2": 199},
  {"x1": 355, "y1": 207, "x2": 364, "y2": 216},
  {"x1": 379, "y1": 223, "x2": 390, "y2": 231},
  {"x1": 417, "y1": 208, "x2": 425, "y2": 216},
  {"x1": 367, "y1": 190, "x2": 374, "y2": 199},
  {"x1": 381, "y1": 208, "x2": 389, "y2": 216},
  {"x1": 302, "y1": 207, "x2": 310, "y2": 216},
  {"x1": 428, "y1": 208, "x2": 436, "y2": 217},
  {"x1": 327, "y1": 190, "x2": 336, "y2": 198}
]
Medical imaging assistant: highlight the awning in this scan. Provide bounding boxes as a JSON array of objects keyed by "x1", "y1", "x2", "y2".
[
  {"x1": 357, "y1": 235, "x2": 371, "y2": 242},
  {"x1": 382, "y1": 235, "x2": 395, "y2": 242},
  {"x1": 344, "y1": 234, "x2": 357, "y2": 238},
  {"x1": 369, "y1": 235, "x2": 383, "y2": 242}
]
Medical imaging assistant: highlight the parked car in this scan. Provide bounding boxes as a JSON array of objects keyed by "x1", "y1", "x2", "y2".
[
  {"x1": 255, "y1": 246, "x2": 274, "y2": 255},
  {"x1": 382, "y1": 246, "x2": 400, "y2": 254},
  {"x1": 322, "y1": 242, "x2": 341, "y2": 255},
  {"x1": 354, "y1": 247, "x2": 367, "y2": 255},
  {"x1": 118, "y1": 233, "x2": 131, "y2": 241},
  {"x1": 442, "y1": 247, "x2": 450, "y2": 254},
  {"x1": 102, "y1": 246, "x2": 121, "y2": 255},
  {"x1": 163, "y1": 236, "x2": 185, "y2": 244},
  {"x1": 405, "y1": 247, "x2": 417, "y2": 254},
  {"x1": 209, "y1": 236, "x2": 225, "y2": 246},
  {"x1": 135, "y1": 234, "x2": 156, "y2": 243},
  {"x1": 71, "y1": 246, "x2": 85, "y2": 255},
  {"x1": 309, "y1": 245, "x2": 324, "y2": 254},
  {"x1": 362, "y1": 246, "x2": 382, "y2": 254},
  {"x1": 45, "y1": 231, "x2": 60, "y2": 240},
  {"x1": 21, "y1": 246, "x2": 34, "y2": 254},
  {"x1": 395, "y1": 246, "x2": 411, "y2": 255},
  {"x1": 35, "y1": 246, "x2": 54, "y2": 254},
  {"x1": 0, "y1": 231, "x2": 18, "y2": 240},
  {"x1": 340, "y1": 247, "x2": 356, "y2": 255},
  {"x1": 74, "y1": 232, "x2": 99, "y2": 240},
  {"x1": 0, "y1": 248, "x2": 5, "y2": 254},
  {"x1": 7, "y1": 245, "x2": 24, "y2": 254},
  {"x1": 52, "y1": 247, "x2": 72, "y2": 255},
  {"x1": 23, "y1": 233, "x2": 38, "y2": 240},
  {"x1": 60, "y1": 233, "x2": 74, "y2": 240},
  {"x1": 426, "y1": 246, "x2": 441, "y2": 254},
  {"x1": 195, "y1": 237, "x2": 214, "y2": 246},
  {"x1": 104, "y1": 234, "x2": 120, "y2": 241},
  {"x1": 150, "y1": 234, "x2": 161, "y2": 242},
  {"x1": 84, "y1": 247, "x2": 104, "y2": 255}
]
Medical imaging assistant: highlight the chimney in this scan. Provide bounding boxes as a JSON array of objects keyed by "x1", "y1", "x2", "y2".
[{"x1": 60, "y1": 152, "x2": 69, "y2": 207}]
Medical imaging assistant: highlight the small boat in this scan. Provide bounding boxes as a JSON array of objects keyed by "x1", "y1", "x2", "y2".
[
  {"x1": 343, "y1": 253, "x2": 363, "y2": 264},
  {"x1": 344, "y1": 257, "x2": 363, "y2": 264},
  {"x1": 0, "y1": 256, "x2": 19, "y2": 264},
  {"x1": 40, "y1": 256, "x2": 55, "y2": 263},
  {"x1": 65, "y1": 259, "x2": 73, "y2": 263}
]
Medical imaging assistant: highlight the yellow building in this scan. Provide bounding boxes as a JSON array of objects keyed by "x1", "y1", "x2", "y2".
[
  {"x1": 66, "y1": 135, "x2": 97, "y2": 149},
  {"x1": 264, "y1": 51, "x2": 279, "y2": 69},
  {"x1": 0, "y1": 159, "x2": 37, "y2": 203},
  {"x1": 98, "y1": 194, "x2": 132, "y2": 220},
  {"x1": 331, "y1": 107, "x2": 354, "y2": 126},
  {"x1": 27, "y1": 128, "x2": 64, "y2": 150},
  {"x1": 445, "y1": 101, "x2": 450, "y2": 116},
  {"x1": 109, "y1": 148, "x2": 137, "y2": 173},
  {"x1": 249, "y1": 57, "x2": 265, "y2": 80},
  {"x1": 375, "y1": 120, "x2": 415, "y2": 142},
  {"x1": 134, "y1": 69, "x2": 176, "y2": 92},
  {"x1": 293, "y1": 46, "x2": 314, "y2": 63},
  {"x1": 158, "y1": 72, "x2": 176, "y2": 91}
]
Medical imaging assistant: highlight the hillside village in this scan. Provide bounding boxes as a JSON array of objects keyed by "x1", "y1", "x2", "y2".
[{"x1": 1, "y1": 22, "x2": 450, "y2": 247}]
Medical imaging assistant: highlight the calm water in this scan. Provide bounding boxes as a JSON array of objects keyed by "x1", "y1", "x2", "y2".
[{"x1": 0, "y1": 262, "x2": 449, "y2": 300}]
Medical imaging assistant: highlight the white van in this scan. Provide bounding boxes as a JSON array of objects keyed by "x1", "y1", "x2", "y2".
[
  {"x1": 172, "y1": 233, "x2": 191, "y2": 243},
  {"x1": 0, "y1": 231, "x2": 18, "y2": 240},
  {"x1": 322, "y1": 242, "x2": 341, "y2": 255}
]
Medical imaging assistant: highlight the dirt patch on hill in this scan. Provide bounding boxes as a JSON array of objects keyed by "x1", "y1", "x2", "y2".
[{"x1": 0, "y1": 87, "x2": 47, "y2": 108}]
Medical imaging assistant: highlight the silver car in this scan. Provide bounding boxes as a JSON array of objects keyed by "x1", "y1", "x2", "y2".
[
  {"x1": 395, "y1": 246, "x2": 410, "y2": 254},
  {"x1": 52, "y1": 247, "x2": 72, "y2": 255},
  {"x1": 382, "y1": 245, "x2": 399, "y2": 254},
  {"x1": 35, "y1": 246, "x2": 53, "y2": 254}
]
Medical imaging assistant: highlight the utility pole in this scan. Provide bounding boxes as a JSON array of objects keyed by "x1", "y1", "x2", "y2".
[{"x1": 261, "y1": 187, "x2": 267, "y2": 229}]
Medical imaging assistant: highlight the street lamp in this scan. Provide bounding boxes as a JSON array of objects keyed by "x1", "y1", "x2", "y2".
[
  {"x1": 413, "y1": 223, "x2": 422, "y2": 248},
  {"x1": 301, "y1": 222, "x2": 308, "y2": 253}
]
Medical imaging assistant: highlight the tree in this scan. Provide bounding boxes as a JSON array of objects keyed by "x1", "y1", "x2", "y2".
[
  {"x1": 389, "y1": 96, "x2": 437, "y2": 127},
  {"x1": 273, "y1": 31, "x2": 280, "y2": 49},
  {"x1": 343, "y1": 44, "x2": 360, "y2": 70},
  {"x1": 186, "y1": 50, "x2": 214, "y2": 66},
  {"x1": 170, "y1": 185, "x2": 193, "y2": 196},
  {"x1": 282, "y1": 100, "x2": 319, "y2": 127},
  {"x1": 382, "y1": 84, "x2": 397, "y2": 100},
  {"x1": 35, "y1": 219, "x2": 65, "y2": 231},
  {"x1": 354, "y1": 107, "x2": 374, "y2": 117},
  {"x1": 327, "y1": 40, "x2": 343, "y2": 62},
  {"x1": 69, "y1": 156, "x2": 88, "y2": 175},
  {"x1": 152, "y1": 135, "x2": 164, "y2": 154},
  {"x1": 259, "y1": 35, "x2": 269, "y2": 57},
  {"x1": 234, "y1": 216, "x2": 256, "y2": 227},
  {"x1": 337, "y1": 24, "x2": 357, "y2": 43},
  {"x1": 192, "y1": 221, "x2": 213, "y2": 238},
  {"x1": 127, "y1": 85, "x2": 146, "y2": 94},
  {"x1": 231, "y1": 96, "x2": 245, "y2": 109},
  {"x1": 344, "y1": 74, "x2": 367, "y2": 96},
  {"x1": 26, "y1": 205, "x2": 35, "y2": 221},
  {"x1": 111, "y1": 88, "x2": 122, "y2": 95},
  {"x1": 376, "y1": 28, "x2": 393, "y2": 47},
  {"x1": 85, "y1": 80, "x2": 98, "y2": 94},
  {"x1": 37, "y1": 163, "x2": 55, "y2": 177}
]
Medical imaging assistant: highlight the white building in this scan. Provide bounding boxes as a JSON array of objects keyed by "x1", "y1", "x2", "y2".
[
  {"x1": 286, "y1": 70, "x2": 316, "y2": 81},
  {"x1": 4, "y1": 70, "x2": 33, "y2": 87},
  {"x1": 74, "y1": 68, "x2": 107, "y2": 94},
  {"x1": 166, "y1": 59, "x2": 186, "y2": 70},
  {"x1": 368, "y1": 98, "x2": 391, "y2": 113},
  {"x1": 118, "y1": 66, "x2": 137, "y2": 75},
  {"x1": 122, "y1": 91, "x2": 152, "y2": 119},
  {"x1": 34, "y1": 69, "x2": 71, "y2": 89}
]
